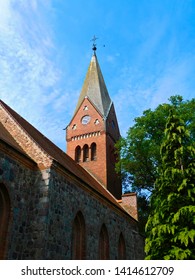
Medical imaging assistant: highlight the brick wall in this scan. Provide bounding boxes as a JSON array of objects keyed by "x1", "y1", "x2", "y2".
[
  {"x1": 0, "y1": 105, "x2": 52, "y2": 169},
  {"x1": 66, "y1": 98, "x2": 108, "y2": 186},
  {"x1": 66, "y1": 98, "x2": 122, "y2": 199},
  {"x1": 119, "y1": 193, "x2": 138, "y2": 221}
]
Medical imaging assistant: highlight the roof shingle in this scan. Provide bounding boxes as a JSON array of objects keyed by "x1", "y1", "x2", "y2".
[
  {"x1": 74, "y1": 54, "x2": 112, "y2": 117},
  {"x1": 0, "y1": 122, "x2": 26, "y2": 155}
]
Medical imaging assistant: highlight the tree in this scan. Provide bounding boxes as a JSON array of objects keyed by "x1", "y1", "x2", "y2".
[
  {"x1": 145, "y1": 110, "x2": 195, "y2": 259},
  {"x1": 116, "y1": 95, "x2": 195, "y2": 194},
  {"x1": 115, "y1": 96, "x2": 195, "y2": 233}
]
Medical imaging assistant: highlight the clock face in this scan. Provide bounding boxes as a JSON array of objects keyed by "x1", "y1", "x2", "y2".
[{"x1": 81, "y1": 115, "x2": 91, "y2": 125}]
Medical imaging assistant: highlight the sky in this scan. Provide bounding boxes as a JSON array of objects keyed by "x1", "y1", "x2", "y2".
[{"x1": 0, "y1": 0, "x2": 195, "y2": 151}]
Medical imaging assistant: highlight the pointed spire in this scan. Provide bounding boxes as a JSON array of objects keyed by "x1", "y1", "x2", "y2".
[{"x1": 74, "y1": 53, "x2": 112, "y2": 117}]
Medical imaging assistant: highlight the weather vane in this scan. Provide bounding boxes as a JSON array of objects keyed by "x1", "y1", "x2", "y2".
[{"x1": 91, "y1": 35, "x2": 98, "y2": 53}]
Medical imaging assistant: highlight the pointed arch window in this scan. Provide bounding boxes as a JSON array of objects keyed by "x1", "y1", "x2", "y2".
[
  {"x1": 0, "y1": 183, "x2": 11, "y2": 259},
  {"x1": 99, "y1": 224, "x2": 109, "y2": 259},
  {"x1": 75, "y1": 146, "x2": 81, "y2": 162},
  {"x1": 83, "y1": 144, "x2": 89, "y2": 162},
  {"x1": 118, "y1": 233, "x2": 126, "y2": 260},
  {"x1": 91, "y1": 143, "x2": 97, "y2": 161},
  {"x1": 72, "y1": 211, "x2": 86, "y2": 260}
]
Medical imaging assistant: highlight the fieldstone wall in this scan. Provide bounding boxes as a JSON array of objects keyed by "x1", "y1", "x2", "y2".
[
  {"x1": 0, "y1": 145, "x2": 144, "y2": 260},
  {"x1": 45, "y1": 166, "x2": 144, "y2": 259},
  {"x1": 0, "y1": 146, "x2": 50, "y2": 259}
]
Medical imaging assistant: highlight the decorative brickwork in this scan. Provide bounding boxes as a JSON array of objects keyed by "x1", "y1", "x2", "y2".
[
  {"x1": 118, "y1": 233, "x2": 126, "y2": 260},
  {"x1": 99, "y1": 224, "x2": 110, "y2": 259},
  {"x1": 72, "y1": 211, "x2": 86, "y2": 260},
  {"x1": 119, "y1": 193, "x2": 138, "y2": 221},
  {"x1": 0, "y1": 105, "x2": 52, "y2": 169},
  {"x1": 66, "y1": 55, "x2": 121, "y2": 199}
]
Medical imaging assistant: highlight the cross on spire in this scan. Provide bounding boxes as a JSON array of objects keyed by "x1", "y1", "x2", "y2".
[{"x1": 91, "y1": 35, "x2": 98, "y2": 53}]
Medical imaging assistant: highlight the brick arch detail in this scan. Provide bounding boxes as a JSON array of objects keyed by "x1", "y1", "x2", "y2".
[
  {"x1": 75, "y1": 143, "x2": 97, "y2": 163},
  {"x1": 72, "y1": 211, "x2": 86, "y2": 260},
  {"x1": 75, "y1": 145, "x2": 81, "y2": 162},
  {"x1": 0, "y1": 183, "x2": 11, "y2": 259},
  {"x1": 90, "y1": 142, "x2": 97, "y2": 161},
  {"x1": 99, "y1": 224, "x2": 110, "y2": 260},
  {"x1": 83, "y1": 144, "x2": 89, "y2": 162},
  {"x1": 118, "y1": 232, "x2": 126, "y2": 260}
]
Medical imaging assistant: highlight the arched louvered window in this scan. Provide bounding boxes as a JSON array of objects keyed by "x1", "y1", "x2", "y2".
[
  {"x1": 83, "y1": 144, "x2": 89, "y2": 162},
  {"x1": 0, "y1": 183, "x2": 11, "y2": 259},
  {"x1": 91, "y1": 142, "x2": 97, "y2": 161},
  {"x1": 75, "y1": 146, "x2": 81, "y2": 162},
  {"x1": 99, "y1": 224, "x2": 109, "y2": 259},
  {"x1": 118, "y1": 233, "x2": 126, "y2": 260},
  {"x1": 72, "y1": 211, "x2": 86, "y2": 260}
]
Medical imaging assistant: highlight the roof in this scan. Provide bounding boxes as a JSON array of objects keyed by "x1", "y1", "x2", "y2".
[
  {"x1": 0, "y1": 122, "x2": 25, "y2": 154},
  {"x1": 0, "y1": 100, "x2": 136, "y2": 221},
  {"x1": 74, "y1": 54, "x2": 112, "y2": 117}
]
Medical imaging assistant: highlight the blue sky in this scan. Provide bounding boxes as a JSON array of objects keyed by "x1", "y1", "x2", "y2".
[{"x1": 0, "y1": 0, "x2": 195, "y2": 150}]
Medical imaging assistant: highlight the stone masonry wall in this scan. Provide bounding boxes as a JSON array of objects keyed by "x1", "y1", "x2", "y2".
[
  {"x1": 45, "y1": 166, "x2": 144, "y2": 259},
  {"x1": 0, "y1": 146, "x2": 50, "y2": 259},
  {"x1": 0, "y1": 144, "x2": 144, "y2": 259}
]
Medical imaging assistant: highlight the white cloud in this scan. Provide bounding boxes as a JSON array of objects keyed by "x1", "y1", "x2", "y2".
[
  {"x1": 149, "y1": 56, "x2": 194, "y2": 108},
  {"x1": 0, "y1": 0, "x2": 69, "y2": 149},
  {"x1": 1, "y1": 0, "x2": 194, "y2": 150},
  {"x1": 31, "y1": 0, "x2": 38, "y2": 11}
]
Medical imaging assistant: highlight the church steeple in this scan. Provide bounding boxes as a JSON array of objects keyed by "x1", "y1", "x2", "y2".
[
  {"x1": 66, "y1": 51, "x2": 121, "y2": 199},
  {"x1": 74, "y1": 54, "x2": 112, "y2": 118}
]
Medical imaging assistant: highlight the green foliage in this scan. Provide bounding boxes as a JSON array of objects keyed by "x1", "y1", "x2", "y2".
[
  {"x1": 115, "y1": 95, "x2": 195, "y2": 234},
  {"x1": 145, "y1": 110, "x2": 195, "y2": 259},
  {"x1": 116, "y1": 95, "x2": 195, "y2": 193}
]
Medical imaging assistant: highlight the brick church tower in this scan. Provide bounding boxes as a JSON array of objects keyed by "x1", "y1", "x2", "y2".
[{"x1": 66, "y1": 50, "x2": 121, "y2": 199}]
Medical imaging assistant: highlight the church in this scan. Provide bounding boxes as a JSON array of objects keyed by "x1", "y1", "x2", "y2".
[{"x1": 0, "y1": 48, "x2": 144, "y2": 259}]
